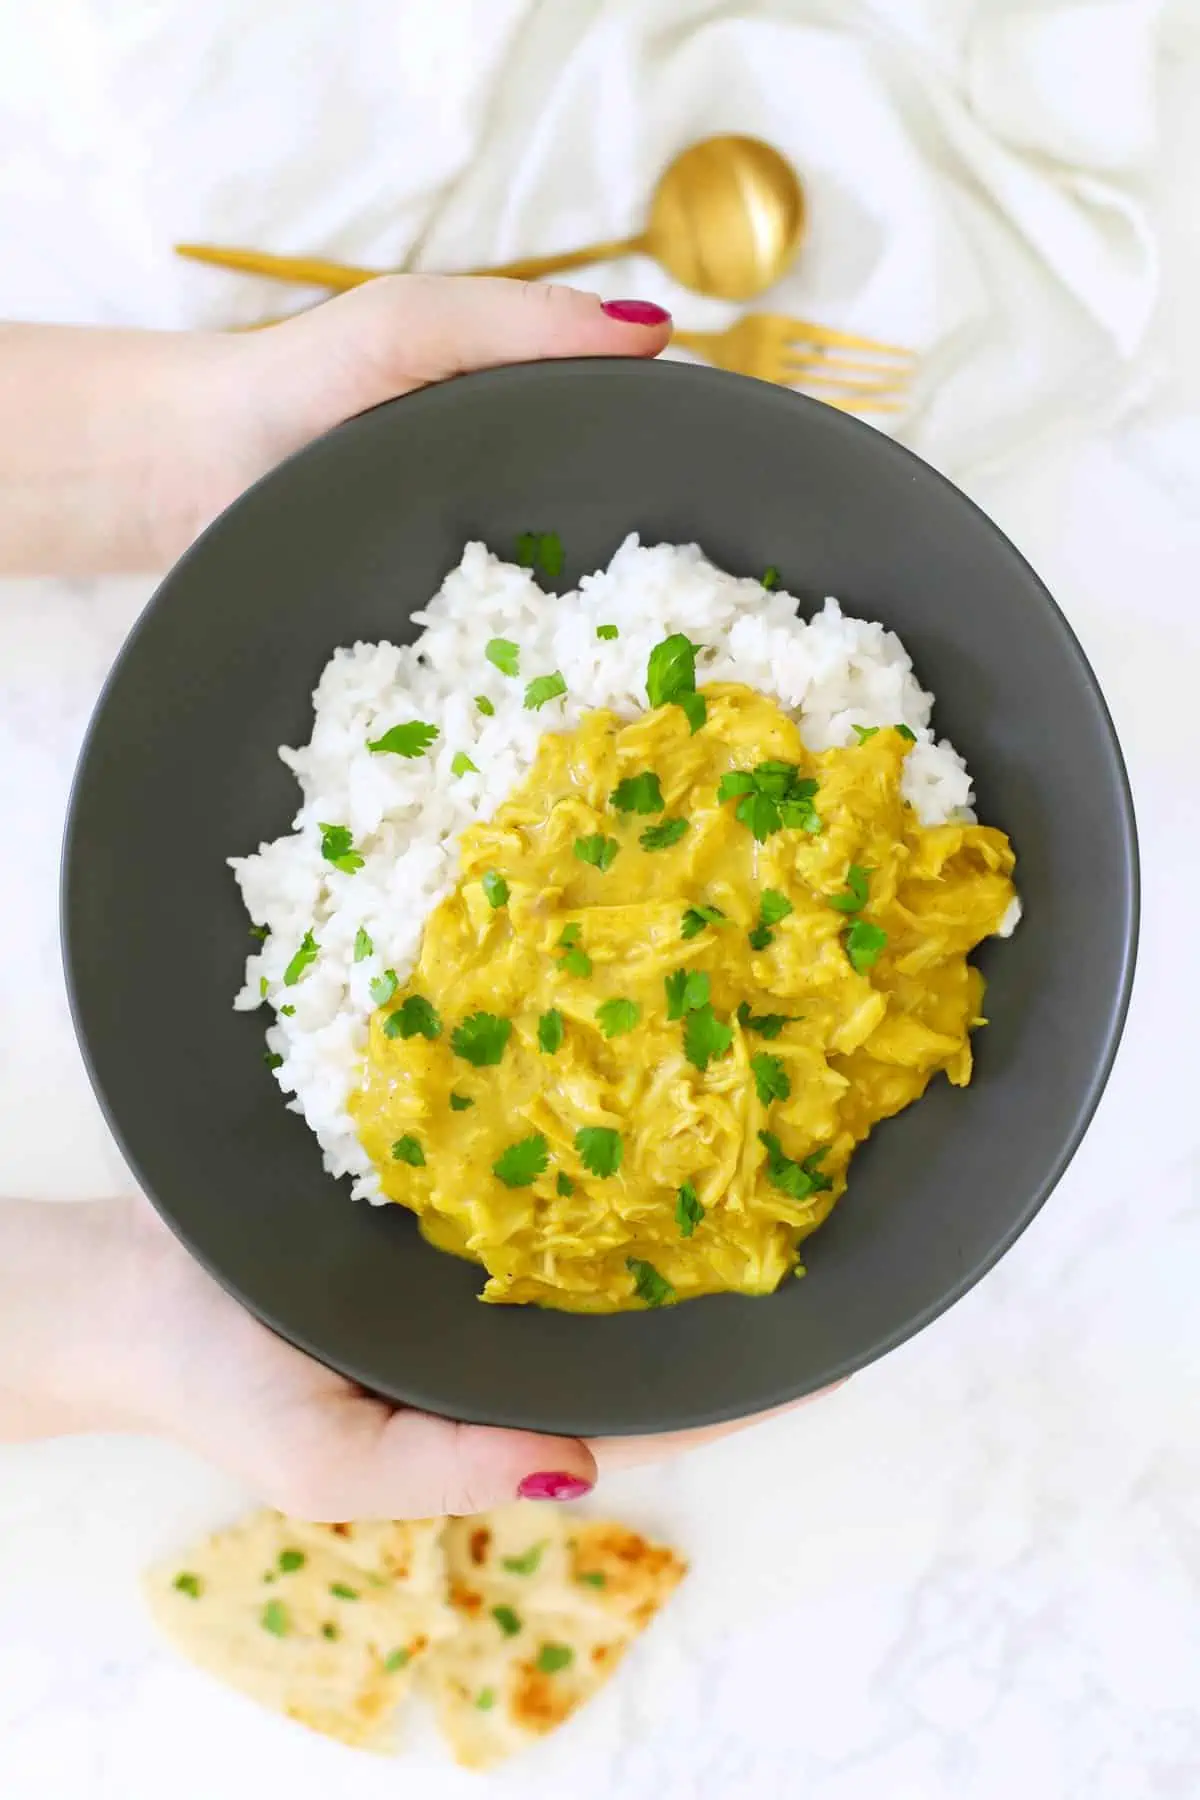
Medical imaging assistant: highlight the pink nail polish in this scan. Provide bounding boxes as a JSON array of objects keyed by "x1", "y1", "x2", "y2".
[
  {"x1": 517, "y1": 1470, "x2": 594, "y2": 1502},
  {"x1": 602, "y1": 299, "x2": 672, "y2": 327}
]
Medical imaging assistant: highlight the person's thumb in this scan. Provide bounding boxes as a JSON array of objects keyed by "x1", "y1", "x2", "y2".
[{"x1": 254, "y1": 1387, "x2": 598, "y2": 1522}]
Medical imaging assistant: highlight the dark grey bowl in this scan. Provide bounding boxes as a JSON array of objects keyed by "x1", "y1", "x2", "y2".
[{"x1": 62, "y1": 359, "x2": 1137, "y2": 1436}]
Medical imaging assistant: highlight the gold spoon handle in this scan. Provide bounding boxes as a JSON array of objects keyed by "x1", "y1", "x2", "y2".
[{"x1": 176, "y1": 232, "x2": 648, "y2": 293}]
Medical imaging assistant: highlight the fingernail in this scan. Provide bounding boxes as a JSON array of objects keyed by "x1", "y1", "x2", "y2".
[
  {"x1": 601, "y1": 299, "x2": 672, "y2": 327},
  {"x1": 517, "y1": 1470, "x2": 594, "y2": 1502}
]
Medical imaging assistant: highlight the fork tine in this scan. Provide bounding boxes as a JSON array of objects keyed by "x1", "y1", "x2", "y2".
[
  {"x1": 813, "y1": 393, "x2": 908, "y2": 415},
  {"x1": 784, "y1": 350, "x2": 912, "y2": 380},
  {"x1": 786, "y1": 321, "x2": 916, "y2": 359},
  {"x1": 791, "y1": 370, "x2": 911, "y2": 399}
]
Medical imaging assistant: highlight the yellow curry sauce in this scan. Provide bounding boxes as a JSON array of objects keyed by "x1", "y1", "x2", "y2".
[{"x1": 351, "y1": 683, "x2": 1016, "y2": 1311}]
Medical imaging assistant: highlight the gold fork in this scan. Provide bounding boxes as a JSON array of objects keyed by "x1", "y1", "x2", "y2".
[{"x1": 672, "y1": 314, "x2": 913, "y2": 412}]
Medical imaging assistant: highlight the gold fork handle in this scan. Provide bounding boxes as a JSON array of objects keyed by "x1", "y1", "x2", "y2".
[{"x1": 176, "y1": 233, "x2": 647, "y2": 292}]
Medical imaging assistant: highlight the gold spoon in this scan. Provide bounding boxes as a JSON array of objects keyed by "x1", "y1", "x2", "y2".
[{"x1": 176, "y1": 134, "x2": 808, "y2": 304}]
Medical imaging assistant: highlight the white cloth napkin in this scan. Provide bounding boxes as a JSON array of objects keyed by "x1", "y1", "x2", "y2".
[{"x1": 0, "y1": 0, "x2": 1162, "y2": 481}]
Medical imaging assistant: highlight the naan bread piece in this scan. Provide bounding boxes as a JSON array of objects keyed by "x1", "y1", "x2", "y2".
[
  {"x1": 146, "y1": 1509, "x2": 453, "y2": 1751},
  {"x1": 283, "y1": 1515, "x2": 447, "y2": 1604},
  {"x1": 423, "y1": 1501, "x2": 687, "y2": 1769}
]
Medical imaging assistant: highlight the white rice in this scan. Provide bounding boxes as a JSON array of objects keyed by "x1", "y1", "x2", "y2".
[{"x1": 232, "y1": 536, "x2": 1018, "y2": 1201}]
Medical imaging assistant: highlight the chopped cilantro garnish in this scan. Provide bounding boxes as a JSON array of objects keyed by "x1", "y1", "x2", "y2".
[
  {"x1": 384, "y1": 1647, "x2": 410, "y2": 1671},
  {"x1": 851, "y1": 723, "x2": 879, "y2": 743},
  {"x1": 558, "y1": 922, "x2": 581, "y2": 948},
  {"x1": 261, "y1": 1599, "x2": 289, "y2": 1636},
  {"x1": 747, "y1": 924, "x2": 772, "y2": 951},
  {"x1": 449, "y1": 1092, "x2": 474, "y2": 1111},
  {"x1": 451, "y1": 751, "x2": 479, "y2": 778},
  {"x1": 718, "y1": 763, "x2": 821, "y2": 841},
  {"x1": 664, "y1": 968, "x2": 710, "y2": 1020},
  {"x1": 353, "y1": 925, "x2": 373, "y2": 962},
  {"x1": 596, "y1": 623, "x2": 619, "y2": 640},
  {"x1": 611, "y1": 770, "x2": 664, "y2": 814},
  {"x1": 751, "y1": 1052, "x2": 791, "y2": 1106},
  {"x1": 493, "y1": 1133, "x2": 549, "y2": 1188},
  {"x1": 761, "y1": 565, "x2": 780, "y2": 589},
  {"x1": 321, "y1": 1622, "x2": 340, "y2": 1641},
  {"x1": 475, "y1": 694, "x2": 495, "y2": 716},
  {"x1": 391, "y1": 1135, "x2": 425, "y2": 1167},
  {"x1": 895, "y1": 723, "x2": 917, "y2": 742},
  {"x1": 626, "y1": 1258, "x2": 676, "y2": 1307},
  {"x1": 683, "y1": 1002, "x2": 733, "y2": 1072},
  {"x1": 318, "y1": 822, "x2": 364, "y2": 874},
  {"x1": 760, "y1": 889, "x2": 794, "y2": 926},
  {"x1": 640, "y1": 816, "x2": 689, "y2": 851},
  {"x1": 845, "y1": 918, "x2": 888, "y2": 972},
  {"x1": 283, "y1": 930, "x2": 318, "y2": 986},
  {"x1": 716, "y1": 770, "x2": 756, "y2": 802},
  {"x1": 574, "y1": 833, "x2": 620, "y2": 872},
  {"x1": 452, "y1": 1012, "x2": 512, "y2": 1066},
  {"x1": 481, "y1": 870, "x2": 510, "y2": 909},
  {"x1": 646, "y1": 633, "x2": 697, "y2": 706},
  {"x1": 735, "y1": 1002, "x2": 795, "y2": 1039},
  {"x1": 676, "y1": 1181, "x2": 705, "y2": 1237},
  {"x1": 535, "y1": 1643, "x2": 574, "y2": 1674},
  {"x1": 678, "y1": 690, "x2": 708, "y2": 733},
  {"x1": 485, "y1": 637, "x2": 520, "y2": 677},
  {"x1": 248, "y1": 923, "x2": 269, "y2": 941},
  {"x1": 575, "y1": 1126, "x2": 623, "y2": 1178},
  {"x1": 475, "y1": 1687, "x2": 497, "y2": 1710},
  {"x1": 259, "y1": 975, "x2": 268, "y2": 999},
  {"x1": 502, "y1": 1541, "x2": 547, "y2": 1575},
  {"x1": 595, "y1": 997, "x2": 640, "y2": 1038},
  {"x1": 369, "y1": 968, "x2": 398, "y2": 1006},
  {"x1": 556, "y1": 1172, "x2": 574, "y2": 1197},
  {"x1": 560, "y1": 945, "x2": 593, "y2": 978},
  {"x1": 173, "y1": 1571, "x2": 203, "y2": 1598},
  {"x1": 279, "y1": 1004, "x2": 295, "y2": 1016},
  {"x1": 492, "y1": 1604, "x2": 522, "y2": 1637},
  {"x1": 329, "y1": 1582, "x2": 359, "y2": 1601},
  {"x1": 367, "y1": 720, "x2": 439, "y2": 757},
  {"x1": 384, "y1": 993, "x2": 441, "y2": 1040},
  {"x1": 277, "y1": 1549, "x2": 306, "y2": 1573},
  {"x1": 514, "y1": 530, "x2": 563, "y2": 578},
  {"x1": 577, "y1": 1570, "x2": 607, "y2": 1588},
  {"x1": 681, "y1": 903, "x2": 727, "y2": 940},
  {"x1": 537, "y1": 1008, "x2": 564, "y2": 1054},
  {"x1": 525, "y1": 671, "x2": 567, "y2": 711},
  {"x1": 828, "y1": 865, "x2": 871, "y2": 915},
  {"x1": 263, "y1": 1050, "x2": 283, "y2": 1070},
  {"x1": 759, "y1": 1131, "x2": 832, "y2": 1202}
]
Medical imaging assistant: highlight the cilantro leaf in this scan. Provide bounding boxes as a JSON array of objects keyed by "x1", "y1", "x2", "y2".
[
  {"x1": 678, "y1": 690, "x2": 707, "y2": 734},
  {"x1": 845, "y1": 919, "x2": 888, "y2": 972},
  {"x1": 750, "y1": 760, "x2": 798, "y2": 799},
  {"x1": 248, "y1": 923, "x2": 269, "y2": 941},
  {"x1": 261, "y1": 1600, "x2": 289, "y2": 1636},
  {"x1": 646, "y1": 634, "x2": 699, "y2": 708},
  {"x1": 391, "y1": 1135, "x2": 425, "y2": 1167},
  {"x1": 560, "y1": 946, "x2": 593, "y2": 978},
  {"x1": 595, "y1": 997, "x2": 640, "y2": 1038},
  {"x1": 736, "y1": 790, "x2": 782, "y2": 842},
  {"x1": 558, "y1": 923, "x2": 581, "y2": 948},
  {"x1": 329, "y1": 1582, "x2": 359, "y2": 1601},
  {"x1": 556, "y1": 1172, "x2": 574, "y2": 1196},
  {"x1": 760, "y1": 889, "x2": 794, "y2": 926},
  {"x1": 353, "y1": 925, "x2": 373, "y2": 962},
  {"x1": 577, "y1": 1570, "x2": 606, "y2": 1588},
  {"x1": 626, "y1": 1257, "x2": 676, "y2": 1307},
  {"x1": 485, "y1": 638, "x2": 520, "y2": 677},
  {"x1": 748, "y1": 924, "x2": 773, "y2": 951},
  {"x1": 493, "y1": 1133, "x2": 549, "y2": 1188},
  {"x1": 640, "y1": 816, "x2": 689, "y2": 851},
  {"x1": 759, "y1": 1132, "x2": 833, "y2": 1202},
  {"x1": 828, "y1": 865, "x2": 872, "y2": 914},
  {"x1": 851, "y1": 723, "x2": 879, "y2": 743},
  {"x1": 502, "y1": 1541, "x2": 547, "y2": 1576},
  {"x1": 263, "y1": 1050, "x2": 283, "y2": 1070},
  {"x1": 721, "y1": 764, "x2": 822, "y2": 840},
  {"x1": 492, "y1": 1605, "x2": 521, "y2": 1637},
  {"x1": 369, "y1": 968, "x2": 398, "y2": 1007},
  {"x1": 384, "y1": 1648, "x2": 410, "y2": 1671},
  {"x1": 676, "y1": 1181, "x2": 705, "y2": 1237},
  {"x1": 481, "y1": 870, "x2": 510, "y2": 909},
  {"x1": 514, "y1": 531, "x2": 537, "y2": 567},
  {"x1": 574, "y1": 834, "x2": 620, "y2": 872},
  {"x1": 321, "y1": 1622, "x2": 340, "y2": 1641},
  {"x1": 736, "y1": 1002, "x2": 795, "y2": 1039},
  {"x1": 475, "y1": 694, "x2": 495, "y2": 716},
  {"x1": 279, "y1": 1004, "x2": 295, "y2": 1016},
  {"x1": 716, "y1": 770, "x2": 757, "y2": 803},
  {"x1": 514, "y1": 530, "x2": 563, "y2": 578},
  {"x1": 449, "y1": 1092, "x2": 474, "y2": 1111},
  {"x1": 451, "y1": 1012, "x2": 512, "y2": 1066},
  {"x1": 367, "y1": 720, "x2": 439, "y2": 758},
  {"x1": 751, "y1": 1052, "x2": 791, "y2": 1106},
  {"x1": 318, "y1": 822, "x2": 364, "y2": 874},
  {"x1": 664, "y1": 968, "x2": 710, "y2": 1019},
  {"x1": 538, "y1": 1009, "x2": 564, "y2": 1054},
  {"x1": 535, "y1": 1643, "x2": 574, "y2": 1674},
  {"x1": 683, "y1": 1002, "x2": 733, "y2": 1072},
  {"x1": 451, "y1": 751, "x2": 479, "y2": 777},
  {"x1": 761, "y1": 565, "x2": 780, "y2": 589},
  {"x1": 596, "y1": 623, "x2": 619, "y2": 640},
  {"x1": 384, "y1": 993, "x2": 441, "y2": 1040},
  {"x1": 173, "y1": 1571, "x2": 203, "y2": 1598},
  {"x1": 283, "y1": 930, "x2": 318, "y2": 986},
  {"x1": 525, "y1": 671, "x2": 567, "y2": 711},
  {"x1": 895, "y1": 723, "x2": 917, "y2": 742},
  {"x1": 575, "y1": 1126, "x2": 623, "y2": 1178},
  {"x1": 475, "y1": 1687, "x2": 496, "y2": 1710},
  {"x1": 681, "y1": 903, "x2": 727, "y2": 940},
  {"x1": 277, "y1": 1549, "x2": 305, "y2": 1573},
  {"x1": 611, "y1": 771, "x2": 664, "y2": 814}
]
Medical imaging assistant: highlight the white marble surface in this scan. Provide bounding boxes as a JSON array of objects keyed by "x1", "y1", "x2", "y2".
[{"x1": 2, "y1": 4, "x2": 1200, "y2": 1797}]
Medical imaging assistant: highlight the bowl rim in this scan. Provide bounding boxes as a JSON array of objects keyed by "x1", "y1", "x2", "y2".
[{"x1": 60, "y1": 358, "x2": 1141, "y2": 1434}]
